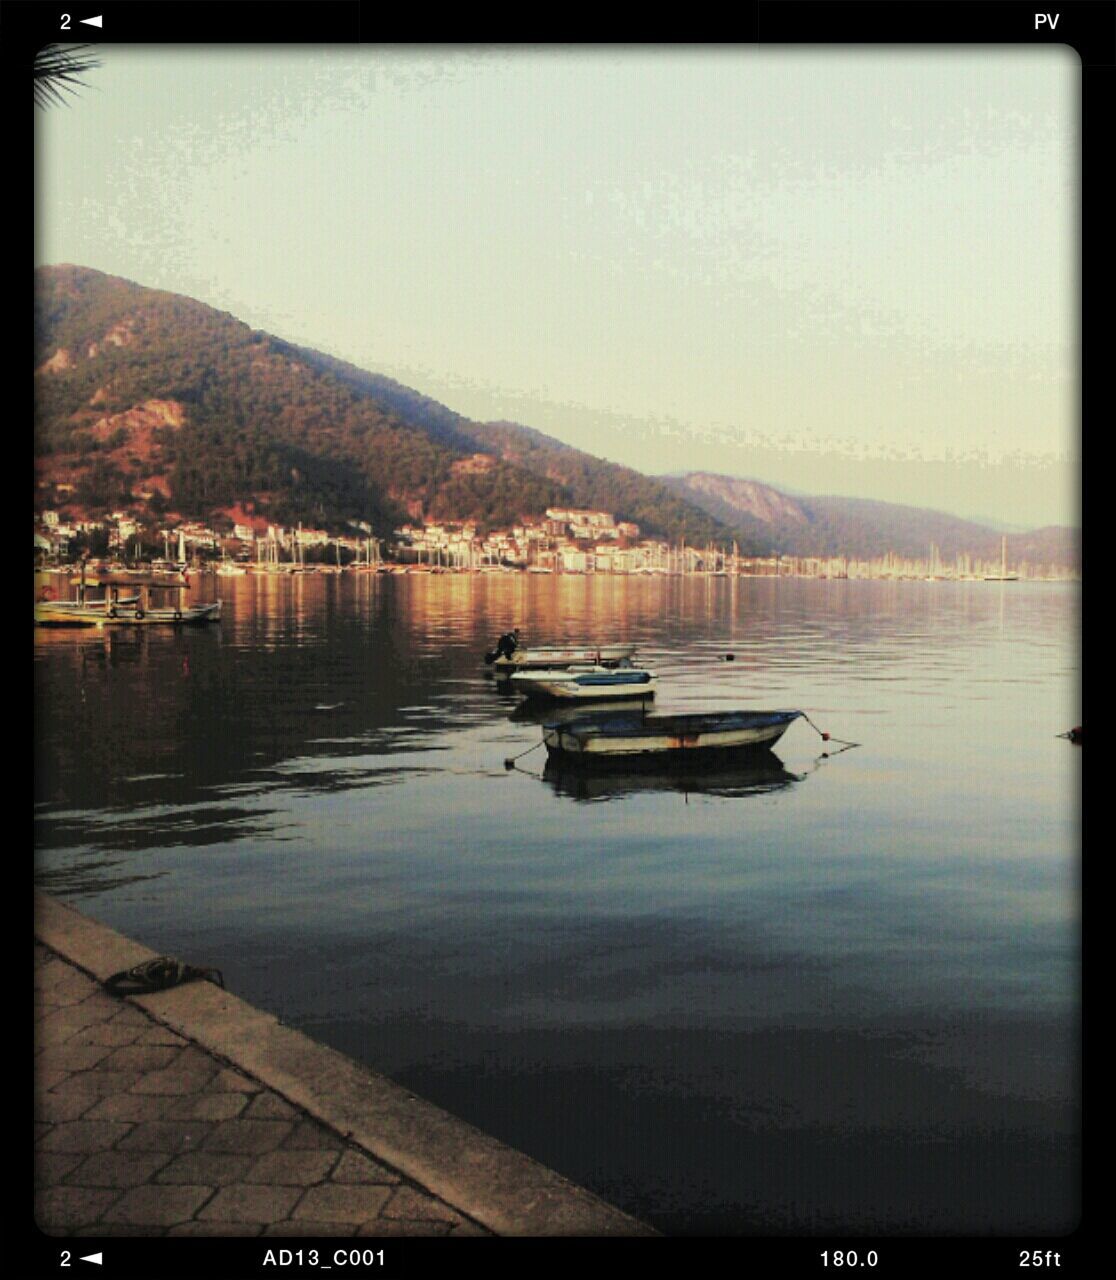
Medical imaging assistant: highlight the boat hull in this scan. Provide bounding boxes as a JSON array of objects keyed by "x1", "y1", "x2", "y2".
[
  {"x1": 37, "y1": 601, "x2": 223, "y2": 627},
  {"x1": 34, "y1": 603, "x2": 109, "y2": 627},
  {"x1": 510, "y1": 666, "x2": 656, "y2": 700},
  {"x1": 99, "y1": 602, "x2": 222, "y2": 626},
  {"x1": 543, "y1": 710, "x2": 802, "y2": 765},
  {"x1": 493, "y1": 644, "x2": 637, "y2": 671}
]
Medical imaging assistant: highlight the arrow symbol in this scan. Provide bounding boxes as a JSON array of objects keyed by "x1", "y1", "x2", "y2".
[
  {"x1": 79, "y1": 15, "x2": 103, "y2": 27},
  {"x1": 79, "y1": 1255, "x2": 103, "y2": 1267}
]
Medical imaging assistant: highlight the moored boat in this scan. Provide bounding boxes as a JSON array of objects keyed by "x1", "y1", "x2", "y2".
[
  {"x1": 35, "y1": 572, "x2": 221, "y2": 627},
  {"x1": 493, "y1": 643, "x2": 637, "y2": 671},
  {"x1": 36, "y1": 570, "x2": 140, "y2": 627},
  {"x1": 484, "y1": 628, "x2": 638, "y2": 671},
  {"x1": 102, "y1": 600, "x2": 222, "y2": 625},
  {"x1": 510, "y1": 663, "x2": 656, "y2": 700},
  {"x1": 35, "y1": 595, "x2": 138, "y2": 627},
  {"x1": 983, "y1": 535, "x2": 1019, "y2": 581},
  {"x1": 543, "y1": 709, "x2": 803, "y2": 765}
]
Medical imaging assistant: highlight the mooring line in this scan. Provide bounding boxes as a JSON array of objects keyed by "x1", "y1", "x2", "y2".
[
  {"x1": 800, "y1": 712, "x2": 861, "y2": 750},
  {"x1": 504, "y1": 739, "x2": 545, "y2": 770}
]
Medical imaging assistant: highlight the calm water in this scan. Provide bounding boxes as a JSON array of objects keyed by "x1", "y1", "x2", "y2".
[{"x1": 34, "y1": 574, "x2": 1081, "y2": 1235}]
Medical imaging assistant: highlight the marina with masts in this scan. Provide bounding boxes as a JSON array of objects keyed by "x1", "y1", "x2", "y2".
[{"x1": 35, "y1": 506, "x2": 1075, "y2": 583}]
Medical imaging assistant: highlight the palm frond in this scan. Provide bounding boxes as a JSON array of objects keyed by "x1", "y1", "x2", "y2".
[{"x1": 34, "y1": 44, "x2": 101, "y2": 110}]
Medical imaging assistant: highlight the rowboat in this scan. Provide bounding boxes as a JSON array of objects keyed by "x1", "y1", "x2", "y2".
[
  {"x1": 510, "y1": 663, "x2": 656, "y2": 701},
  {"x1": 542, "y1": 709, "x2": 803, "y2": 765},
  {"x1": 492, "y1": 643, "x2": 637, "y2": 671}
]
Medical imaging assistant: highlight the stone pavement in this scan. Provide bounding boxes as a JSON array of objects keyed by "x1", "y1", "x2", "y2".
[
  {"x1": 35, "y1": 892, "x2": 656, "y2": 1239},
  {"x1": 35, "y1": 942, "x2": 489, "y2": 1237}
]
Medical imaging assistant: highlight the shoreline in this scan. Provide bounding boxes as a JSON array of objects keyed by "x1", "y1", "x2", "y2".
[{"x1": 35, "y1": 891, "x2": 657, "y2": 1238}]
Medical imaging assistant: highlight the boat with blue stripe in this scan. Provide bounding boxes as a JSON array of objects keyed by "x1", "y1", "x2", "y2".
[{"x1": 510, "y1": 662, "x2": 657, "y2": 701}]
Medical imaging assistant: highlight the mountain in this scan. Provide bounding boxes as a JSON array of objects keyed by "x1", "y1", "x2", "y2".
[
  {"x1": 664, "y1": 472, "x2": 1080, "y2": 569},
  {"x1": 34, "y1": 266, "x2": 564, "y2": 535},
  {"x1": 272, "y1": 343, "x2": 747, "y2": 548},
  {"x1": 34, "y1": 265, "x2": 745, "y2": 547},
  {"x1": 34, "y1": 266, "x2": 1077, "y2": 570}
]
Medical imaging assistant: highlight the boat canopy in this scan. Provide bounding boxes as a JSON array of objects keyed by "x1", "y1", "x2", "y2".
[{"x1": 70, "y1": 576, "x2": 189, "y2": 589}]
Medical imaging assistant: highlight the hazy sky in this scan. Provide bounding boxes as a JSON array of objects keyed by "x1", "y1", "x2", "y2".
[{"x1": 37, "y1": 46, "x2": 1079, "y2": 527}]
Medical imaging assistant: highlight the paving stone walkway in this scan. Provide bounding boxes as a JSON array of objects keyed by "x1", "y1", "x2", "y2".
[{"x1": 34, "y1": 943, "x2": 490, "y2": 1238}]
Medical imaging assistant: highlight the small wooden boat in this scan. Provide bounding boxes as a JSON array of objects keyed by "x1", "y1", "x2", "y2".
[
  {"x1": 492, "y1": 643, "x2": 637, "y2": 671},
  {"x1": 543, "y1": 709, "x2": 803, "y2": 765},
  {"x1": 510, "y1": 663, "x2": 656, "y2": 701}
]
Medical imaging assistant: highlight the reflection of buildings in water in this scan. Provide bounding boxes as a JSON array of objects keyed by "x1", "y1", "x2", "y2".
[
  {"x1": 245, "y1": 571, "x2": 299, "y2": 651},
  {"x1": 541, "y1": 750, "x2": 800, "y2": 802},
  {"x1": 393, "y1": 570, "x2": 669, "y2": 653}
]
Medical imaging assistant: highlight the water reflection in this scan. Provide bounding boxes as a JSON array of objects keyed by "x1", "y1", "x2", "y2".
[
  {"x1": 507, "y1": 696, "x2": 654, "y2": 726},
  {"x1": 33, "y1": 573, "x2": 1080, "y2": 1234},
  {"x1": 542, "y1": 750, "x2": 800, "y2": 802}
]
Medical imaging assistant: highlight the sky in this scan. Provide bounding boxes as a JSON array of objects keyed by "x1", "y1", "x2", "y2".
[{"x1": 36, "y1": 46, "x2": 1079, "y2": 528}]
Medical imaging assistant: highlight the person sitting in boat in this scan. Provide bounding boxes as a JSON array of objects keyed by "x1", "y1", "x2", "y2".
[
  {"x1": 484, "y1": 628, "x2": 521, "y2": 665},
  {"x1": 495, "y1": 628, "x2": 520, "y2": 660}
]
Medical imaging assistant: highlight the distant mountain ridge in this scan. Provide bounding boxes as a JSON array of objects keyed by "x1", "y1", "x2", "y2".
[{"x1": 664, "y1": 472, "x2": 1079, "y2": 567}]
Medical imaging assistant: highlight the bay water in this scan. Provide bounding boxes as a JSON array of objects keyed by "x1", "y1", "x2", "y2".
[{"x1": 34, "y1": 574, "x2": 1080, "y2": 1235}]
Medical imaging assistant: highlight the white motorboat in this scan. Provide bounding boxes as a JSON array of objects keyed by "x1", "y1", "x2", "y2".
[{"x1": 510, "y1": 663, "x2": 656, "y2": 701}]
